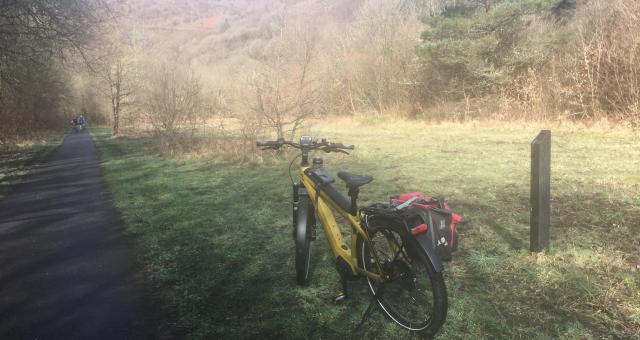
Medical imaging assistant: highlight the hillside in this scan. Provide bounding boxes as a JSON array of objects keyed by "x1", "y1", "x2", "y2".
[
  {"x1": 110, "y1": 0, "x2": 377, "y2": 88},
  {"x1": 98, "y1": 0, "x2": 430, "y2": 138},
  {"x1": 114, "y1": 0, "x2": 364, "y2": 56}
]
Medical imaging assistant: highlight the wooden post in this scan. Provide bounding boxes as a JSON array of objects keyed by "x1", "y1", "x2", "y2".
[{"x1": 531, "y1": 130, "x2": 551, "y2": 252}]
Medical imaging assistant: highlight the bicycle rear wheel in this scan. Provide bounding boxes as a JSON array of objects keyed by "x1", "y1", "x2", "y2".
[
  {"x1": 295, "y1": 196, "x2": 314, "y2": 285},
  {"x1": 357, "y1": 218, "x2": 447, "y2": 335}
]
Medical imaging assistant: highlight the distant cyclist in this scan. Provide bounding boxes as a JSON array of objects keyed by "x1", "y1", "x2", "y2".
[{"x1": 72, "y1": 113, "x2": 86, "y2": 132}]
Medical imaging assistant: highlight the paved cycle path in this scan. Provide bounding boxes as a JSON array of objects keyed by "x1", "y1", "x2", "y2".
[{"x1": 0, "y1": 132, "x2": 155, "y2": 339}]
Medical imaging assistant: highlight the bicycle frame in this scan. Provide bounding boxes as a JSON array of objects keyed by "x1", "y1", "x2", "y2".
[{"x1": 298, "y1": 163, "x2": 384, "y2": 282}]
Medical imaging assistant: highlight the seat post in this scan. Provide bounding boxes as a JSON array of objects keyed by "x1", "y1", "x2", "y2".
[{"x1": 348, "y1": 187, "x2": 359, "y2": 214}]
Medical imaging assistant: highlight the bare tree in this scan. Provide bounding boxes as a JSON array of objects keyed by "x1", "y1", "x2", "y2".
[
  {"x1": 400, "y1": 0, "x2": 447, "y2": 15},
  {"x1": 142, "y1": 59, "x2": 202, "y2": 150},
  {"x1": 247, "y1": 21, "x2": 320, "y2": 140},
  {"x1": 107, "y1": 56, "x2": 127, "y2": 135},
  {"x1": 559, "y1": 0, "x2": 640, "y2": 121},
  {"x1": 321, "y1": 0, "x2": 424, "y2": 115},
  {"x1": 98, "y1": 30, "x2": 137, "y2": 136}
]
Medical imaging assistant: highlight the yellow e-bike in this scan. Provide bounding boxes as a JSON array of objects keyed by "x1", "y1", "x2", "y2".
[{"x1": 257, "y1": 136, "x2": 447, "y2": 335}]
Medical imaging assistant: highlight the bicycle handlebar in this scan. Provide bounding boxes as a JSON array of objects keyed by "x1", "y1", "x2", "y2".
[{"x1": 256, "y1": 137, "x2": 354, "y2": 152}]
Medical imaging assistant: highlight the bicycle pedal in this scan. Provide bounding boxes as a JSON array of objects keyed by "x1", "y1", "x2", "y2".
[{"x1": 333, "y1": 292, "x2": 348, "y2": 304}]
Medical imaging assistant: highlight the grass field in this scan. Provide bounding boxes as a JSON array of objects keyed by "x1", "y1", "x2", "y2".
[
  {"x1": 0, "y1": 132, "x2": 66, "y2": 200},
  {"x1": 93, "y1": 118, "x2": 640, "y2": 339}
]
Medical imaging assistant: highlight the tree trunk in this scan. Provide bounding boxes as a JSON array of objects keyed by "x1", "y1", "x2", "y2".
[
  {"x1": 112, "y1": 106, "x2": 119, "y2": 135},
  {"x1": 112, "y1": 63, "x2": 122, "y2": 136},
  {"x1": 112, "y1": 83, "x2": 120, "y2": 136}
]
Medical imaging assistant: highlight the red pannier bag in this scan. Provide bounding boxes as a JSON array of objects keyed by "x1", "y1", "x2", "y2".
[{"x1": 390, "y1": 192, "x2": 466, "y2": 261}]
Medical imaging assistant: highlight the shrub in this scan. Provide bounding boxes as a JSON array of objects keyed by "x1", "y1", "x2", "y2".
[
  {"x1": 141, "y1": 59, "x2": 203, "y2": 153},
  {"x1": 418, "y1": 0, "x2": 573, "y2": 104}
]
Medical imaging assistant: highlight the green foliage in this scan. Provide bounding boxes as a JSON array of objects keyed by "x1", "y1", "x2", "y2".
[{"x1": 418, "y1": 0, "x2": 574, "y2": 101}]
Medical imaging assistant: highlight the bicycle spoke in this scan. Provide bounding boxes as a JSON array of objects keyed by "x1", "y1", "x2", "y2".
[
  {"x1": 387, "y1": 232, "x2": 411, "y2": 263},
  {"x1": 366, "y1": 226, "x2": 437, "y2": 329}
]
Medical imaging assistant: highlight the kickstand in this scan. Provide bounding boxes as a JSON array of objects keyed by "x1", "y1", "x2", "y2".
[
  {"x1": 354, "y1": 286, "x2": 384, "y2": 333},
  {"x1": 334, "y1": 275, "x2": 350, "y2": 303}
]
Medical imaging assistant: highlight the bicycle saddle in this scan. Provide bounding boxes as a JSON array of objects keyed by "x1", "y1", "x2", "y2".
[{"x1": 337, "y1": 171, "x2": 373, "y2": 189}]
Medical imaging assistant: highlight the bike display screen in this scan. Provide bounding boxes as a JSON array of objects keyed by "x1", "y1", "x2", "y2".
[{"x1": 300, "y1": 136, "x2": 313, "y2": 147}]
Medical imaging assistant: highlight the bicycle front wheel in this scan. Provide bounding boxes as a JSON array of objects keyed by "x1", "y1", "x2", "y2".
[
  {"x1": 357, "y1": 218, "x2": 448, "y2": 335},
  {"x1": 295, "y1": 196, "x2": 313, "y2": 285}
]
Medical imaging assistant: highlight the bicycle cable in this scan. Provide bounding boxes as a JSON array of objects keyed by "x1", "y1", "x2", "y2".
[{"x1": 288, "y1": 153, "x2": 301, "y2": 186}]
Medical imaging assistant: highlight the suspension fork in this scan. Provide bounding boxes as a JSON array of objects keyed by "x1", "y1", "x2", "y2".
[
  {"x1": 292, "y1": 182, "x2": 316, "y2": 240},
  {"x1": 292, "y1": 183, "x2": 299, "y2": 239}
]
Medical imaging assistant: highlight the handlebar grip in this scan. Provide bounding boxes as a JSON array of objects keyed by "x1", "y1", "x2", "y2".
[
  {"x1": 256, "y1": 141, "x2": 277, "y2": 147},
  {"x1": 333, "y1": 143, "x2": 354, "y2": 150}
]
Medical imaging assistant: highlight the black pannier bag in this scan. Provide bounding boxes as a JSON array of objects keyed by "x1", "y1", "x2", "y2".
[{"x1": 391, "y1": 192, "x2": 466, "y2": 262}]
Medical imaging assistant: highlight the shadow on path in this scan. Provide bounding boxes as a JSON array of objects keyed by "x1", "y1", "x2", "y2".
[{"x1": 0, "y1": 132, "x2": 158, "y2": 339}]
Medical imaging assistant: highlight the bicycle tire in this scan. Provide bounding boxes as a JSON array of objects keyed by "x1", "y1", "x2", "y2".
[
  {"x1": 295, "y1": 195, "x2": 313, "y2": 285},
  {"x1": 357, "y1": 217, "x2": 448, "y2": 335}
]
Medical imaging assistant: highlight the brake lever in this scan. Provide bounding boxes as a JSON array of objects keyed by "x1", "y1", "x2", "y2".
[
  {"x1": 321, "y1": 147, "x2": 349, "y2": 154},
  {"x1": 261, "y1": 146, "x2": 279, "y2": 151}
]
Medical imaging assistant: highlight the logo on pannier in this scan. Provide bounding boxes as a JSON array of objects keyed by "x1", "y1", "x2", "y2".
[{"x1": 437, "y1": 237, "x2": 448, "y2": 247}]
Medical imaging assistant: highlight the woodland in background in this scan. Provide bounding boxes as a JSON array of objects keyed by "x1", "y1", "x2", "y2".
[
  {"x1": 2, "y1": 0, "x2": 639, "y2": 151},
  {"x1": 0, "y1": 0, "x2": 106, "y2": 145}
]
